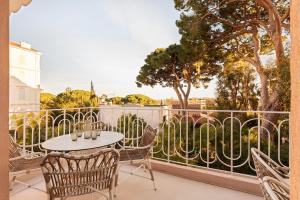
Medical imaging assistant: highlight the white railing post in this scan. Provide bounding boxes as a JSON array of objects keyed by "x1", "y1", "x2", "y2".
[
  {"x1": 167, "y1": 109, "x2": 171, "y2": 163},
  {"x1": 8, "y1": 107, "x2": 290, "y2": 177},
  {"x1": 258, "y1": 113, "x2": 261, "y2": 151},
  {"x1": 185, "y1": 110, "x2": 189, "y2": 165},
  {"x1": 206, "y1": 111, "x2": 210, "y2": 168},
  {"x1": 230, "y1": 112, "x2": 234, "y2": 172},
  {"x1": 63, "y1": 109, "x2": 66, "y2": 135},
  {"x1": 22, "y1": 116, "x2": 26, "y2": 153}
]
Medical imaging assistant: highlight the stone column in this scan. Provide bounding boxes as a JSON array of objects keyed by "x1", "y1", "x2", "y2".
[
  {"x1": 0, "y1": 0, "x2": 9, "y2": 199},
  {"x1": 291, "y1": 0, "x2": 300, "y2": 199}
]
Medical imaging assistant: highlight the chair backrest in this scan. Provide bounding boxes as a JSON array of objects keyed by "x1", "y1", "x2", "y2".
[
  {"x1": 139, "y1": 125, "x2": 157, "y2": 147},
  {"x1": 251, "y1": 148, "x2": 289, "y2": 199},
  {"x1": 8, "y1": 135, "x2": 21, "y2": 159},
  {"x1": 251, "y1": 148, "x2": 289, "y2": 181},
  {"x1": 263, "y1": 177, "x2": 290, "y2": 200},
  {"x1": 40, "y1": 149, "x2": 120, "y2": 199}
]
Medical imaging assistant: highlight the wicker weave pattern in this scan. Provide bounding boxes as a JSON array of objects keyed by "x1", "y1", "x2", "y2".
[
  {"x1": 9, "y1": 135, "x2": 44, "y2": 172},
  {"x1": 251, "y1": 148, "x2": 290, "y2": 199},
  {"x1": 119, "y1": 125, "x2": 157, "y2": 161},
  {"x1": 263, "y1": 177, "x2": 290, "y2": 200},
  {"x1": 41, "y1": 149, "x2": 119, "y2": 199}
]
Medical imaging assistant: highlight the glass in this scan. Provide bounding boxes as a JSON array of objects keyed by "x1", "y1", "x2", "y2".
[
  {"x1": 71, "y1": 132, "x2": 77, "y2": 141},
  {"x1": 77, "y1": 130, "x2": 83, "y2": 137},
  {"x1": 84, "y1": 131, "x2": 91, "y2": 139},
  {"x1": 84, "y1": 120, "x2": 92, "y2": 139},
  {"x1": 91, "y1": 130, "x2": 97, "y2": 140}
]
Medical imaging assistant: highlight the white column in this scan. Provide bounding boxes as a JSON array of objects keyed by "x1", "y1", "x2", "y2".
[
  {"x1": 0, "y1": 0, "x2": 9, "y2": 199},
  {"x1": 291, "y1": 0, "x2": 300, "y2": 199}
]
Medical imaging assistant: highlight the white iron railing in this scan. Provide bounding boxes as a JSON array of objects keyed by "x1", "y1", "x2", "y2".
[{"x1": 9, "y1": 106, "x2": 290, "y2": 176}]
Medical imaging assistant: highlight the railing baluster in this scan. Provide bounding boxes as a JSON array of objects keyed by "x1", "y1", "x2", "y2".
[
  {"x1": 8, "y1": 107, "x2": 290, "y2": 176},
  {"x1": 63, "y1": 109, "x2": 66, "y2": 135},
  {"x1": 186, "y1": 110, "x2": 188, "y2": 165},
  {"x1": 22, "y1": 116, "x2": 26, "y2": 153},
  {"x1": 167, "y1": 109, "x2": 170, "y2": 163},
  {"x1": 230, "y1": 112, "x2": 233, "y2": 172},
  {"x1": 207, "y1": 112, "x2": 210, "y2": 168},
  {"x1": 258, "y1": 113, "x2": 261, "y2": 151}
]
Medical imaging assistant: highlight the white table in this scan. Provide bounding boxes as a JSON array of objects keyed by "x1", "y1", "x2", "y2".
[{"x1": 41, "y1": 131, "x2": 124, "y2": 152}]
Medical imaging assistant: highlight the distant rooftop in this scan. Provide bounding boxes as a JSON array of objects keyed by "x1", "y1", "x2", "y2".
[{"x1": 10, "y1": 41, "x2": 40, "y2": 53}]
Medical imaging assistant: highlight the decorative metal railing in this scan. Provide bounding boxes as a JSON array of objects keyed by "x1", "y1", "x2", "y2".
[{"x1": 9, "y1": 106, "x2": 290, "y2": 176}]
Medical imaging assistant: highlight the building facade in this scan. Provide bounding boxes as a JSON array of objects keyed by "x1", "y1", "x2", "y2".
[{"x1": 9, "y1": 41, "x2": 41, "y2": 112}]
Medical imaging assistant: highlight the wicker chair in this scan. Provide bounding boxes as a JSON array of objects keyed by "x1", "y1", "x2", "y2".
[
  {"x1": 9, "y1": 135, "x2": 44, "y2": 190},
  {"x1": 251, "y1": 148, "x2": 290, "y2": 198},
  {"x1": 263, "y1": 176, "x2": 290, "y2": 200},
  {"x1": 116, "y1": 125, "x2": 158, "y2": 191},
  {"x1": 40, "y1": 149, "x2": 120, "y2": 200}
]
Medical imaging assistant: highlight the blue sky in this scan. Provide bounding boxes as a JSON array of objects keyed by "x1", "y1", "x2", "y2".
[{"x1": 10, "y1": 0, "x2": 216, "y2": 99}]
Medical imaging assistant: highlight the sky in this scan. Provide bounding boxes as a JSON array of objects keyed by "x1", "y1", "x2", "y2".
[{"x1": 10, "y1": 0, "x2": 216, "y2": 99}]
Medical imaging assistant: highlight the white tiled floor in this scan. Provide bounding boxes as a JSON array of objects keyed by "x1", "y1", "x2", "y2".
[{"x1": 10, "y1": 165, "x2": 263, "y2": 200}]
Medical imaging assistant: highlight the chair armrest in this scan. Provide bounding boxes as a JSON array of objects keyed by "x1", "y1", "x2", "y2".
[{"x1": 10, "y1": 151, "x2": 44, "y2": 161}]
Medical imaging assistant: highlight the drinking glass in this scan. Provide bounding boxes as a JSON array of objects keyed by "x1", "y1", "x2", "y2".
[
  {"x1": 77, "y1": 130, "x2": 83, "y2": 137},
  {"x1": 71, "y1": 132, "x2": 78, "y2": 141},
  {"x1": 84, "y1": 131, "x2": 91, "y2": 139},
  {"x1": 91, "y1": 130, "x2": 97, "y2": 140},
  {"x1": 97, "y1": 130, "x2": 101, "y2": 136}
]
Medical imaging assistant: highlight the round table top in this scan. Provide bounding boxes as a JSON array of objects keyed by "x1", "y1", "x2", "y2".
[{"x1": 41, "y1": 131, "x2": 124, "y2": 152}]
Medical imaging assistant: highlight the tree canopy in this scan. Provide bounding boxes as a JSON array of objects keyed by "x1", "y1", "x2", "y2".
[
  {"x1": 41, "y1": 88, "x2": 99, "y2": 110},
  {"x1": 175, "y1": 0, "x2": 290, "y2": 112},
  {"x1": 40, "y1": 93, "x2": 56, "y2": 110},
  {"x1": 136, "y1": 44, "x2": 220, "y2": 109},
  {"x1": 123, "y1": 94, "x2": 156, "y2": 105},
  {"x1": 216, "y1": 61, "x2": 259, "y2": 110}
]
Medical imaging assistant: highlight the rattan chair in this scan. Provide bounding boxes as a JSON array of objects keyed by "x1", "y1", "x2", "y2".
[
  {"x1": 251, "y1": 148, "x2": 290, "y2": 198},
  {"x1": 116, "y1": 125, "x2": 158, "y2": 191},
  {"x1": 9, "y1": 135, "x2": 44, "y2": 190},
  {"x1": 40, "y1": 148, "x2": 120, "y2": 200},
  {"x1": 263, "y1": 176, "x2": 290, "y2": 200}
]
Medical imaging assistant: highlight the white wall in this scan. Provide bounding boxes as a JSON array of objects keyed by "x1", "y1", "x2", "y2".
[
  {"x1": 99, "y1": 105, "x2": 169, "y2": 129},
  {"x1": 9, "y1": 42, "x2": 41, "y2": 112}
]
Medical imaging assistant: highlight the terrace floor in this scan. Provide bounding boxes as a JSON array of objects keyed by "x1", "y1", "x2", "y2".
[{"x1": 10, "y1": 165, "x2": 263, "y2": 200}]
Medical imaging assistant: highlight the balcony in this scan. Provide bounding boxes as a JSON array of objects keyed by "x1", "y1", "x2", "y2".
[
  {"x1": 8, "y1": 106, "x2": 289, "y2": 199},
  {"x1": 10, "y1": 164, "x2": 262, "y2": 200}
]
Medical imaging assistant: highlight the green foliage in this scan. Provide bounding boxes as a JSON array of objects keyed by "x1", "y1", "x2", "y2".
[
  {"x1": 216, "y1": 61, "x2": 259, "y2": 110},
  {"x1": 41, "y1": 88, "x2": 99, "y2": 109},
  {"x1": 153, "y1": 114, "x2": 289, "y2": 175},
  {"x1": 174, "y1": 0, "x2": 290, "y2": 111},
  {"x1": 117, "y1": 114, "x2": 147, "y2": 146},
  {"x1": 136, "y1": 44, "x2": 220, "y2": 109},
  {"x1": 40, "y1": 93, "x2": 56, "y2": 110},
  {"x1": 108, "y1": 97, "x2": 124, "y2": 105},
  {"x1": 124, "y1": 94, "x2": 156, "y2": 105}
]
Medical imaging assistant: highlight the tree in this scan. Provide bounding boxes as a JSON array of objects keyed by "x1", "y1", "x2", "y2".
[
  {"x1": 216, "y1": 61, "x2": 259, "y2": 110},
  {"x1": 124, "y1": 94, "x2": 156, "y2": 105},
  {"x1": 54, "y1": 89, "x2": 97, "y2": 109},
  {"x1": 90, "y1": 81, "x2": 98, "y2": 106},
  {"x1": 136, "y1": 44, "x2": 220, "y2": 109},
  {"x1": 108, "y1": 97, "x2": 124, "y2": 105},
  {"x1": 175, "y1": 0, "x2": 290, "y2": 113},
  {"x1": 40, "y1": 93, "x2": 56, "y2": 109}
]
